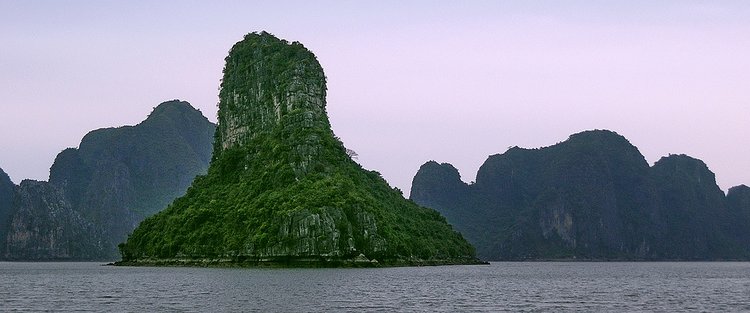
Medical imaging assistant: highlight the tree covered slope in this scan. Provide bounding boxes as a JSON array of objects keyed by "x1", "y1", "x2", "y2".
[{"x1": 118, "y1": 32, "x2": 478, "y2": 266}]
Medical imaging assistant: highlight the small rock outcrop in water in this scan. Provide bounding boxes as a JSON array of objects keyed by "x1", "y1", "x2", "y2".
[
  {"x1": 117, "y1": 32, "x2": 478, "y2": 266},
  {"x1": 411, "y1": 130, "x2": 750, "y2": 261},
  {"x1": 0, "y1": 101, "x2": 215, "y2": 260}
]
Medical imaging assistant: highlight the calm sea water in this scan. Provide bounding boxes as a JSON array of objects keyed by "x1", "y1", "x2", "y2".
[{"x1": 1, "y1": 262, "x2": 749, "y2": 312}]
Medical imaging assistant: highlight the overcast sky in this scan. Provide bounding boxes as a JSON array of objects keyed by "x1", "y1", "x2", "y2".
[{"x1": 1, "y1": 1, "x2": 749, "y2": 195}]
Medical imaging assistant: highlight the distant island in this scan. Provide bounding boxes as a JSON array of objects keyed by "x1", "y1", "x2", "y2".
[
  {"x1": 116, "y1": 32, "x2": 479, "y2": 267},
  {"x1": 411, "y1": 129, "x2": 750, "y2": 261},
  {"x1": 0, "y1": 100, "x2": 215, "y2": 260}
]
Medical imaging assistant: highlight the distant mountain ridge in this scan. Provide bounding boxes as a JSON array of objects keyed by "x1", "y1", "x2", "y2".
[
  {"x1": 411, "y1": 130, "x2": 750, "y2": 260},
  {"x1": 0, "y1": 100, "x2": 215, "y2": 260}
]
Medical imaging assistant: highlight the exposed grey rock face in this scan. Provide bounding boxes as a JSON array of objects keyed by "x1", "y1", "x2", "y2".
[
  {"x1": 214, "y1": 33, "x2": 330, "y2": 179},
  {"x1": 255, "y1": 208, "x2": 386, "y2": 258},
  {"x1": 216, "y1": 39, "x2": 327, "y2": 152},
  {"x1": 262, "y1": 208, "x2": 353, "y2": 257},
  {"x1": 3, "y1": 180, "x2": 104, "y2": 260}
]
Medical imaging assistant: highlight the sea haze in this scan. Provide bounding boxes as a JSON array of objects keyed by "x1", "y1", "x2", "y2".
[{"x1": 1, "y1": 262, "x2": 749, "y2": 312}]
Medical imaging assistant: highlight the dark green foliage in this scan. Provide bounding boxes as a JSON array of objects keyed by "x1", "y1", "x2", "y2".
[
  {"x1": 119, "y1": 32, "x2": 477, "y2": 266},
  {"x1": 411, "y1": 130, "x2": 750, "y2": 260},
  {"x1": 120, "y1": 141, "x2": 474, "y2": 263}
]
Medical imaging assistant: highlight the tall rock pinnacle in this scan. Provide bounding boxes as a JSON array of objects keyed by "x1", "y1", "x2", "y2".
[
  {"x1": 118, "y1": 32, "x2": 479, "y2": 266},
  {"x1": 216, "y1": 31, "x2": 328, "y2": 153}
]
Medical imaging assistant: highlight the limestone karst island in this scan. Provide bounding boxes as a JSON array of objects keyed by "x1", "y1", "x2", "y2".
[{"x1": 116, "y1": 32, "x2": 479, "y2": 267}]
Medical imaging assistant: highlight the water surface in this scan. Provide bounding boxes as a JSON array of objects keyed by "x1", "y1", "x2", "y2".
[{"x1": 1, "y1": 262, "x2": 749, "y2": 312}]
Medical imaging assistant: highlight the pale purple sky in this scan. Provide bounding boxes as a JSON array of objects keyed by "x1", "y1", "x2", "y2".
[{"x1": 1, "y1": 1, "x2": 749, "y2": 195}]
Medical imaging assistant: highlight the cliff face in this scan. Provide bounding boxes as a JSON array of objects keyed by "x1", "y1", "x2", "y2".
[
  {"x1": 214, "y1": 33, "x2": 330, "y2": 179},
  {"x1": 215, "y1": 33, "x2": 327, "y2": 154},
  {"x1": 410, "y1": 161, "x2": 469, "y2": 215},
  {"x1": 649, "y1": 155, "x2": 732, "y2": 259},
  {"x1": 0, "y1": 168, "x2": 15, "y2": 252},
  {"x1": 48, "y1": 100, "x2": 215, "y2": 257},
  {"x1": 118, "y1": 32, "x2": 478, "y2": 266},
  {"x1": 411, "y1": 130, "x2": 750, "y2": 260},
  {"x1": 3, "y1": 180, "x2": 104, "y2": 260},
  {"x1": 724, "y1": 184, "x2": 750, "y2": 254},
  {"x1": 410, "y1": 161, "x2": 473, "y2": 241},
  {"x1": 0, "y1": 100, "x2": 215, "y2": 260}
]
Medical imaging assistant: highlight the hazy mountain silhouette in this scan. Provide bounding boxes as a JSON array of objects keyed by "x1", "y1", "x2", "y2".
[
  {"x1": 0, "y1": 100, "x2": 215, "y2": 260},
  {"x1": 411, "y1": 130, "x2": 750, "y2": 260}
]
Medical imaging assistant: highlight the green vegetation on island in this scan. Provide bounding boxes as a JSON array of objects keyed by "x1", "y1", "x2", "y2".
[{"x1": 117, "y1": 32, "x2": 478, "y2": 267}]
